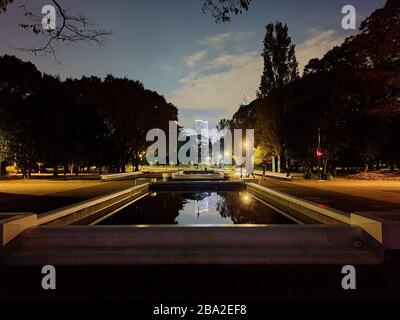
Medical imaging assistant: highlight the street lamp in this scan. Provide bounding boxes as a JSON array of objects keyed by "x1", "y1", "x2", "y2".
[{"x1": 316, "y1": 127, "x2": 323, "y2": 180}]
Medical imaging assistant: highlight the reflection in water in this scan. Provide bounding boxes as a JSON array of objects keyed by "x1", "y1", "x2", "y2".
[
  {"x1": 99, "y1": 192, "x2": 295, "y2": 225},
  {"x1": 195, "y1": 195, "x2": 209, "y2": 216}
]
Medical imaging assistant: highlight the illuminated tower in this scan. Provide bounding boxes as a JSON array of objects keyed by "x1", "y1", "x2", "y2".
[{"x1": 195, "y1": 120, "x2": 210, "y2": 165}]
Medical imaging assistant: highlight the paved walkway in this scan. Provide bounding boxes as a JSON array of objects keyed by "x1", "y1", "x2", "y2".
[
  {"x1": 2, "y1": 176, "x2": 399, "y2": 214},
  {"x1": 0, "y1": 180, "x2": 136, "y2": 214},
  {"x1": 260, "y1": 178, "x2": 400, "y2": 213}
]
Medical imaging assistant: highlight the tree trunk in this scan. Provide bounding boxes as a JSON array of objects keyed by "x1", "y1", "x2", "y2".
[
  {"x1": 364, "y1": 161, "x2": 369, "y2": 173},
  {"x1": 280, "y1": 151, "x2": 287, "y2": 173},
  {"x1": 323, "y1": 159, "x2": 329, "y2": 175},
  {"x1": 53, "y1": 166, "x2": 58, "y2": 177},
  {"x1": 0, "y1": 161, "x2": 5, "y2": 177},
  {"x1": 332, "y1": 163, "x2": 337, "y2": 176}
]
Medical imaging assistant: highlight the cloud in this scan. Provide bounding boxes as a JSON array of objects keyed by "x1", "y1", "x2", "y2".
[
  {"x1": 200, "y1": 33, "x2": 232, "y2": 47},
  {"x1": 199, "y1": 31, "x2": 256, "y2": 48},
  {"x1": 206, "y1": 53, "x2": 256, "y2": 70},
  {"x1": 178, "y1": 72, "x2": 198, "y2": 87},
  {"x1": 179, "y1": 107, "x2": 228, "y2": 128},
  {"x1": 184, "y1": 50, "x2": 208, "y2": 68},
  {"x1": 169, "y1": 51, "x2": 262, "y2": 116},
  {"x1": 170, "y1": 29, "x2": 344, "y2": 127},
  {"x1": 296, "y1": 29, "x2": 345, "y2": 73}
]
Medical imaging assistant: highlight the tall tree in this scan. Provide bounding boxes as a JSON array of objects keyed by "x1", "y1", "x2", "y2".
[
  {"x1": 257, "y1": 22, "x2": 298, "y2": 172},
  {"x1": 259, "y1": 22, "x2": 298, "y2": 98}
]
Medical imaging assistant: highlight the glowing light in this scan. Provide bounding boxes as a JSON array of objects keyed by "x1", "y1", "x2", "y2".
[
  {"x1": 316, "y1": 150, "x2": 324, "y2": 158},
  {"x1": 242, "y1": 194, "x2": 251, "y2": 204}
]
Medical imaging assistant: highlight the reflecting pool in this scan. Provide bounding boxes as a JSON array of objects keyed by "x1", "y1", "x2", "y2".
[{"x1": 98, "y1": 192, "x2": 295, "y2": 225}]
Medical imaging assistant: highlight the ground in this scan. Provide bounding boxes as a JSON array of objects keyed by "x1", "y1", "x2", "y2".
[
  {"x1": 0, "y1": 179, "x2": 136, "y2": 213},
  {"x1": 0, "y1": 176, "x2": 399, "y2": 214},
  {"x1": 1, "y1": 176, "x2": 400, "y2": 300},
  {"x1": 1, "y1": 264, "x2": 400, "y2": 300},
  {"x1": 261, "y1": 178, "x2": 400, "y2": 213}
]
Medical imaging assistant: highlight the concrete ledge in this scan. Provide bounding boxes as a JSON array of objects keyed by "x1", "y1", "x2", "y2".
[
  {"x1": 0, "y1": 213, "x2": 37, "y2": 246},
  {"x1": 6, "y1": 247, "x2": 382, "y2": 266},
  {"x1": 247, "y1": 183, "x2": 350, "y2": 225},
  {"x1": 13, "y1": 225, "x2": 366, "y2": 248},
  {"x1": 254, "y1": 170, "x2": 293, "y2": 180},
  {"x1": 38, "y1": 183, "x2": 149, "y2": 226},
  {"x1": 141, "y1": 167, "x2": 180, "y2": 173},
  {"x1": 171, "y1": 171, "x2": 224, "y2": 180},
  {"x1": 241, "y1": 178, "x2": 260, "y2": 184},
  {"x1": 351, "y1": 212, "x2": 400, "y2": 249},
  {"x1": 4, "y1": 225, "x2": 382, "y2": 266},
  {"x1": 150, "y1": 181, "x2": 245, "y2": 192},
  {"x1": 100, "y1": 172, "x2": 143, "y2": 181}
]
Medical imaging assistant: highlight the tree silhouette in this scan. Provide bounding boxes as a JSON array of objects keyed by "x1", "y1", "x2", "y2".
[
  {"x1": 0, "y1": 0, "x2": 111, "y2": 61},
  {"x1": 257, "y1": 22, "x2": 299, "y2": 172},
  {"x1": 227, "y1": 0, "x2": 400, "y2": 175},
  {"x1": 0, "y1": 0, "x2": 252, "y2": 60},
  {"x1": 203, "y1": 0, "x2": 252, "y2": 23},
  {"x1": 0, "y1": 55, "x2": 178, "y2": 177}
]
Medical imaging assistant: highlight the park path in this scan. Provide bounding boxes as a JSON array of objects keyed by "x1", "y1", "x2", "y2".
[
  {"x1": 260, "y1": 178, "x2": 400, "y2": 213},
  {"x1": 1, "y1": 177, "x2": 400, "y2": 214},
  {"x1": 0, "y1": 180, "x2": 136, "y2": 214}
]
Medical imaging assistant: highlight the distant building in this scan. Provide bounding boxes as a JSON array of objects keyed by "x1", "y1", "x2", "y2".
[{"x1": 195, "y1": 120, "x2": 210, "y2": 164}]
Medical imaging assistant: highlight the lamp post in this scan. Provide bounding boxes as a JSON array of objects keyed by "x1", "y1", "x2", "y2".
[{"x1": 317, "y1": 127, "x2": 322, "y2": 180}]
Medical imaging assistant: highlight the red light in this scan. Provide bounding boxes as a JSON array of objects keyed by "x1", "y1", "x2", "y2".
[{"x1": 316, "y1": 150, "x2": 324, "y2": 158}]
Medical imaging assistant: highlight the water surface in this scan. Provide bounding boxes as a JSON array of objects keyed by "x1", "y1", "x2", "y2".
[{"x1": 98, "y1": 192, "x2": 295, "y2": 225}]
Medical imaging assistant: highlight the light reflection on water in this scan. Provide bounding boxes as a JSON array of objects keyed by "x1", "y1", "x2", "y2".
[{"x1": 99, "y1": 192, "x2": 295, "y2": 225}]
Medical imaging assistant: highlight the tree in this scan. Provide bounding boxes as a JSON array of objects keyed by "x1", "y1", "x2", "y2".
[
  {"x1": 216, "y1": 119, "x2": 232, "y2": 132},
  {"x1": 259, "y1": 22, "x2": 299, "y2": 98},
  {"x1": 71, "y1": 75, "x2": 178, "y2": 172},
  {"x1": 0, "y1": 55, "x2": 179, "y2": 176},
  {"x1": 301, "y1": 0, "x2": 400, "y2": 173},
  {"x1": 226, "y1": 0, "x2": 400, "y2": 176},
  {"x1": 203, "y1": 0, "x2": 251, "y2": 23},
  {"x1": 257, "y1": 22, "x2": 299, "y2": 172},
  {"x1": 0, "y1": 55, "x2": 43, "y2": 177},
  {"x1": 0, "y1": 0, "x2": 12, "y2": 13},
  {"x1": 0, "y1": 131, "x2": 9, "y2": 177},
  {"x1": 0, "y1": 0, "x2": 111, "y2": 61}
]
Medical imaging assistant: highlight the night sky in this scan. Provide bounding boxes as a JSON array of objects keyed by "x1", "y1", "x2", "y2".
[{"x1": 0, "y1": 0, "x2": 386, "y2": 128}]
